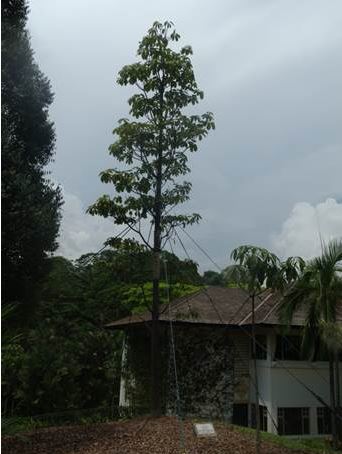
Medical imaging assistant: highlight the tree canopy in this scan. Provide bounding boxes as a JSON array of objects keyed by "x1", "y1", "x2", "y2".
[
  {"x1": 88, "y1": 20, "x2": 214, "y2": 247},
  {"x1": 2, "y1": 247, "x2": 201, "y2": 417},
  {"x1": 1, "y1": 0, "x2": 63, "y2": 310}
]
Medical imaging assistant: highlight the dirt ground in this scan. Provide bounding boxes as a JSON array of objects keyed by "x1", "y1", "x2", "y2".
[{"x1": 2, "y1": 416, "x2": 313, "y2": 454}]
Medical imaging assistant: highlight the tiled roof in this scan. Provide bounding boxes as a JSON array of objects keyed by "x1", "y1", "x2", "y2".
[{"x1": 106, "y1": 286, "x2": 342, "y2": 329}]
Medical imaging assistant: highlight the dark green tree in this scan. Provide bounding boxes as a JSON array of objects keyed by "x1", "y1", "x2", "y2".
[
  {"x1": 1, "y1": 0, "x2": 63, "y2": 312},
  {"x1": 202, "y1": 270, "x2": 224, "y2": 286},
  {"x1": 1, "y1": 248, "x2": 201, "y2": 417},
  {"x1": 89, "y1": 21, "x2": 214, "y2": 413}
]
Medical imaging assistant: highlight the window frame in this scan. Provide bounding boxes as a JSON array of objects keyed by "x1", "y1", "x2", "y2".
[
  {"x1": 274, "y1": 335, "x2": 303, "y2": 361},
  {"x1": 251, "y1": 404, "x2": 268, "y2": 432},
  {"x1": 277, "y1": 407, "x2": 310, "y2": 435},
  {"x1": 317, "y1": 407, "x2": 332, "y2": 435}
]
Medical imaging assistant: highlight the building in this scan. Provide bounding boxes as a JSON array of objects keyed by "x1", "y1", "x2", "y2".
[{"x1": 107, "y1": 286, "x2": 342, "y2": 436}]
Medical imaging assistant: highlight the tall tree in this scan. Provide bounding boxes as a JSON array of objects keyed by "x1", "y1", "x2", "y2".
[
  {"x1": 280, "y1": 239, "x2": 342, "y2": 449},
  {"x1": 1, "y1": 0, "x2": 62, "y2": 311},
  {"x1": 89, "y1": 21, "x2": 214, "y2": 414}
]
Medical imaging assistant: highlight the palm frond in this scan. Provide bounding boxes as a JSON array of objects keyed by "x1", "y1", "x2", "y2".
[
  {"x1": 1, "y1": 303, "x2": 18, "y2": 321},
  {"x1": 224, "y1": 264, "x2": 249, "y2": 287},
  {"x1": 322, "y1": 238, "x2": 342, "y2": 267},
  {"x1": 320, "y1": 321, "x2": 342, "y2": 353},
  {"x1": 279, "y1": 264, "x2": 319, "y2": 325},
  {"x1": 281, "y1": 238, "x2": 342, "y2": 357}
]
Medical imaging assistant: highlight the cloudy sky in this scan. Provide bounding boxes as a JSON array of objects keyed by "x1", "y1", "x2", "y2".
[{"x1": 28, "y1": 0, "x2": 342, "y2": 270}]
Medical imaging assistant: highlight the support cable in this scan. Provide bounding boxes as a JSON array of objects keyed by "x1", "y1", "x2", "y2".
[
  {"x1": 176, "y1": 227, "x2": 332, "y2": 386},
  {"x1": 199, "y1": 282, "x2": 278, "y2": 432},
  {"x1": 76, "y1": 225, "x2": 131, "y2": 268},
  {"x1": 163, "y1": 259, "x2": 185, "y2": 452},
  {"x1": 171, "y1": 232, "x2": 278, "y2": 431},
  {"x1": 179, "y1": 226, "x2": 222, "y2": 272}
]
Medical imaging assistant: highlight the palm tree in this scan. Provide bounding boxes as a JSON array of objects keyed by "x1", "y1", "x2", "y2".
[
  {"x1": 280, "y1": 238, "x2": 342, "y2": 449},
  {"x1": 226, "y1": 246, "x2": 306, "y2": 453},
  {"x1": 226, "y1": 245, "x2": 280, "y2": 454},
  {"x1": 321, "y1": 321, "x2": 342, "y2": 412}
]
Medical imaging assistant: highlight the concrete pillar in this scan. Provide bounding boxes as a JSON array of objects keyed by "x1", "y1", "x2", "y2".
[
  {"x1": 267, "y1": 332, "x2": 277, "y2": 434},
  {"x1": 310, "y1": 407, "x2": 318, "y2": 435},
  {"x1": 268, "y1": 404, "x2": 278, "y2": 434},
  {"x1": 119, "y1": 333, "x2": 129, "y2": 407}
]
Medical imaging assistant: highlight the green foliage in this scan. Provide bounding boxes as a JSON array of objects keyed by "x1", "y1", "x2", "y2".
[
  {"x1": 269, "y1": 256, "x2": 306, "y2": 293},
  {"x1": 2, "y1": 247, "x2": 201, "y2": 418},
  {"x1": 19, "y1": 313, "x2": 119, "y2": 415},
  {"x1": 88, "y1": 21, "x2": 214, "y2": 246},
  {"x1": 226, "y1": 245, "x2": 305, "y2": 296},
  {"x1": 202, "y1": 270, "x2": 225, "y2": 286},
  {"x1": 227, "y1": 245, "x2": 280, "y2": 296},
  {"x1": 161, "y1": 250, "x2": 201, "y2": 285},
  {"x1": 321, "y1": 321, "x2": 342, "y2": 353},
  {"x1": 123, "y1": 282, "x2": 201, "y2": 314},
  {"x1": 2, "y1": 296, "x2": 121, "y2": 416},
  {"x1": 280, "y1": 238, "x2": 342, "y2": 358},
  {"x1": 2, "y1": 342, "x2": 26, "y2": 414},
  {"x1": 233, "y1": 425, "x2": 338, "y2": 453},
  {"x1": 39, "y1": 256, "x2": 82, "y2": 301},
  {"x1": 1, "y1": 0, "x2": 63, "y2": 311}
]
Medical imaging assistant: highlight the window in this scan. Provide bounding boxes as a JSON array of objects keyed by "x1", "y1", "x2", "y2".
[
  {"x1": 261, "y1": 406, "x2": 268, "y2": 432},
  {"x1": 233, "y1": 403, "x2": 248, "y2": 427},
  {"x1": 317, "y1": 407, "x2": 331, "y2": 434},
  {"x1": 277, "y1": 407, "x2": 310, "y2": 435},
  {"x1": 251, "y1": 335, "x2": 267, "y2": 360},
  {"x1": 275, "y1": 335, "x2": 302, "y2": 361},
  {"x1": 275, "y1": 335, "x2": 333, "y2": 361},
  {"x1": 251, "y1": 404, "x2": 268, "y2": 432}
]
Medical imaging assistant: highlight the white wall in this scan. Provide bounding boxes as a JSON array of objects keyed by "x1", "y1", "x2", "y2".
[{"x1": 251, "y1": 330, "x2": 342, "y2": 435}]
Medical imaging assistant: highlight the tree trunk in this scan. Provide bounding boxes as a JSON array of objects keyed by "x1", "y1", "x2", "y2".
[
  {"x1": 151, "y1": 178, "x2": 162, "y2": 415},
  {"x1": 335, "y1": 353, "x2": 341, "y2": 442},
  {"x1": 329, "y1": 354, "x2": 338, "y2": 450},
  {"x1": 335, "y1": 353, "x2": 341, "y2": 407},
  {"x1": 251, "y1": 294, "x2": 261, "y2": 454},
  {"x1": 151, "y1": 252, "x2": 161, "y2": 415},
  {"x1": 150, "y1": 90, "x2": 164, "y2": 415}
]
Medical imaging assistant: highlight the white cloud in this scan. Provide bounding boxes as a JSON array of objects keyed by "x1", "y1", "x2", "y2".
[
  {"x1": 272, "y1": 198, "x2": 342, "y2": 259},
  {"x1": 56, "y1": 189, "x2": 117, "y2": 259}
]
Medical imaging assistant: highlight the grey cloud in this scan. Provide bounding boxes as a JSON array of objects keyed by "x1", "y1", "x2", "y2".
[{"x1": 28, "y1": 0, "x2": 342, "y2": 269}]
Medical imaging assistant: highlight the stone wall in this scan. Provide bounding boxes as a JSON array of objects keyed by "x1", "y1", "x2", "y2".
[
  {"x1": 168, "y1": 325, "x2": 235, "y2": 419},
  {"x1": 122, "y1": 324, "x2": 236, "y2": 419}
]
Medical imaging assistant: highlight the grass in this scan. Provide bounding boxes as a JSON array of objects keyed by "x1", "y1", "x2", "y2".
[
  {"x1": 1, "y1": 405, "x2": 146, "y2": 437},
  {"x1": 1, "y1": 409, "x2": 118, "y2": 436},
  {"x1": 232, "y1": 424, "x2": 342, "y2": 453}
]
